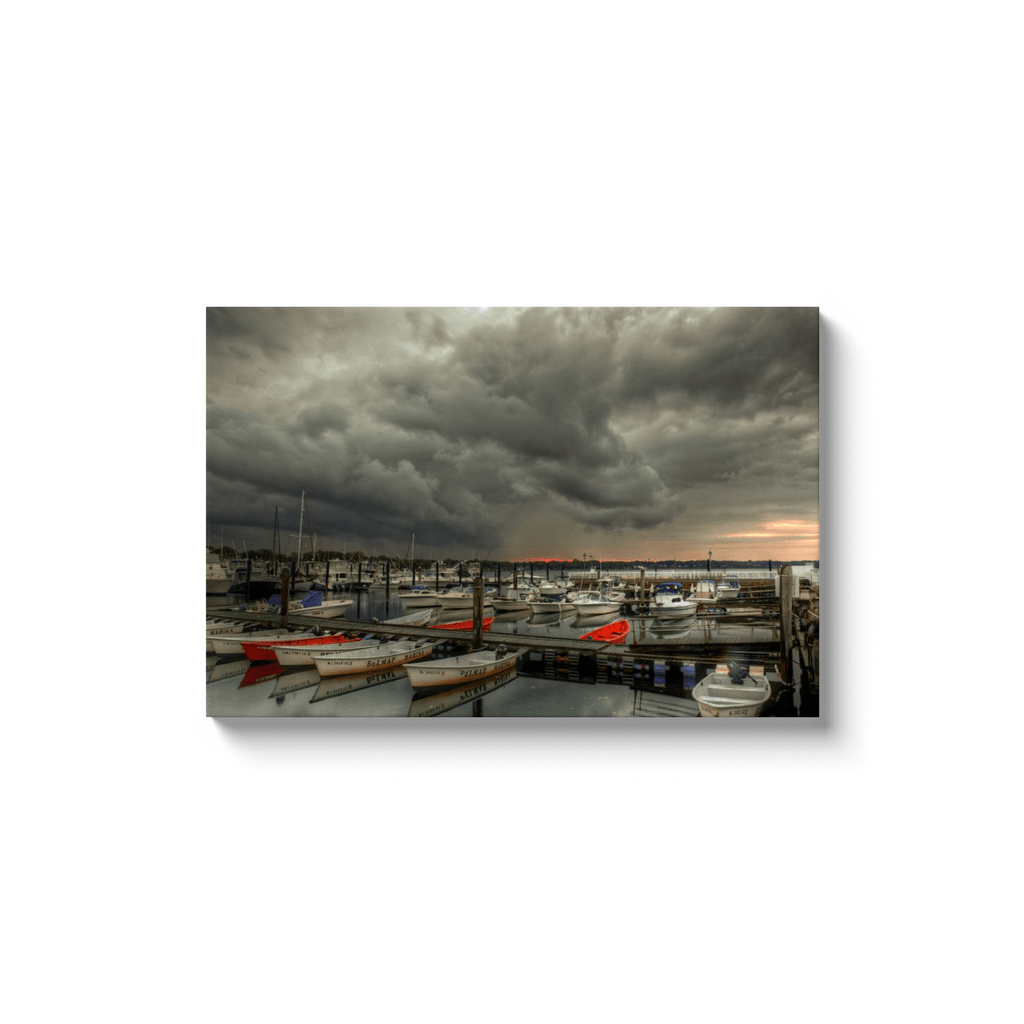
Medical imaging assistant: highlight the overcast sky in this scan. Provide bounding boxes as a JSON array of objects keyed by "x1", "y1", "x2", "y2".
[{"x1": 207, "y1": 307, "x2": 818, "y2": 563}]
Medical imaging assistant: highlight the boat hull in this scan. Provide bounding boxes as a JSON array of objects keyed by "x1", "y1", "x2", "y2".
[
  {"x1": 405, "y1": 649, "x2": 523, "y2": 690},
  {"x1": 313, "y1": 641, "x2": 435, "y2": 678},
  {"x1": 272, "y1": 637, "x2": 376, "y2": 666},
  {"x1": 692, "y1": 670, "x2": 772, "y2": 718},
  {"x1": 572, "y1": 601, "x2": 621, "y2": 616}
]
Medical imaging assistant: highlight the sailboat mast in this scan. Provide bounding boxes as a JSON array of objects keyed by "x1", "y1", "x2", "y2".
[{"x1": 297, "y1": 490, "x2": 305, "y2": 566}]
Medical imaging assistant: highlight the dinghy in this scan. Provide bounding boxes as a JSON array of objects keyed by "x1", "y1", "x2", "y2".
[
  {"x1": 429, "y1": 616, "x2": 494, "y2": 632},
  {"x1": 578, "y1": 619, "x2": 630, "y2": 644},
  {"x1": 405, "y1": 645, "x2": 525, "y2": 690},
  {"x1": 692, "y1": 664, "x2": 772, "y2": 718},
  {"x1": 312, "y1": 639, "x2": 436, "y2": 678},
  {"x1": 210, "y1": 628, "x2": 313, "y2": 657}
]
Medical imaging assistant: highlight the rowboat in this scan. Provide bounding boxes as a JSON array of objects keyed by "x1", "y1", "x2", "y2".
[
  {"x1": 312, "y1": 639, "x2": 436, "y2": 678},
  {"x1": 267, "y1": 636, "x2": 380, "y2": 667},
  {"x1": 578, "y1": 619, "x2": 630, "y2": 644},
  {"x1": 430, "y1": 616, "x2": 494, "y2": 631},
  {"x1": 649, "y1": 583, "x2": 698, "y2": 619},
  {"x1": 210, "y1": 628, "x2": 314, "y2": 657},
  {"x1": 405, "y1": 646, "x2": 525, "y2": 690},
  {"x1": 380, "y1": 608, "x2": 433, "y2": 627},
  {"x1": 692, "y1": 664, "x2": 772, "y2": 718},
  {"x1": 571, "y1": 591, "x2": 622, "y2": 616},
  {"x1": 206, "y1": 620, "x2": 245, "y2": 651}
]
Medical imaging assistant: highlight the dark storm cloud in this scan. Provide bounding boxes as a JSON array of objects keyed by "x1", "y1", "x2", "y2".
[
  {"x1": 619, "y1": 307, "x2": 819, "y2": 411},
  {"x1": 206, "y1": 306, "x2": 819, "y2": 555}
]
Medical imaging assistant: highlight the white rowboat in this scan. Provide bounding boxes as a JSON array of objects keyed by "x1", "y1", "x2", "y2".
[
  {"x1": 405, "y1": 646, "x2": 525, "y2": 690},
  {"x1": 692, "y1": 664, "x2": 772, "y2": 718},
  {"x1": 312, "y1": 640, "x2": 436, "y2": 678}
]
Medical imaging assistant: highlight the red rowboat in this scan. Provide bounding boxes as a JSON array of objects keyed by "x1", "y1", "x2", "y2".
[
  {"x1": 430, "y1": 616, "x2": 494, "y2": 632},
  {"x1": 241, "y1": 632, "x2": 353, "y2": 662},
  {"x1": 578, "y1": 619, "x2": 630, "y2": 644}
]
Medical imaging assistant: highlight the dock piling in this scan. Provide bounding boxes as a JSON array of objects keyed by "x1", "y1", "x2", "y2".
[
  {"x1": 473, "y1": 576, "x2": 484, "y2": 648},
  {"x1": 780, "y1": 565, "x2": 793, "y2": 685}
]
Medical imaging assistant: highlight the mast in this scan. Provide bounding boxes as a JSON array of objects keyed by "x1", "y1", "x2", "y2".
[{"x1": 297, "y1": 490, "x2": 305, "y2": 566}]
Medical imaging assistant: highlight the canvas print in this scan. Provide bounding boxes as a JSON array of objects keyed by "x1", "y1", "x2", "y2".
[{"x1": 206, "y1": 307, "x2": 819, "y2": 718}]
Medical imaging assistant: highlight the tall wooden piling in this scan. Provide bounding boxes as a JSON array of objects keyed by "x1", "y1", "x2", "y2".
[
  {"x1": 324, "y1": 559, "x2": 330, "y2": 593},
  {"x1": 244, "y1": 557, "x2": 252, "y2": 603},
  {"x1": 280, "y1": 568, "x2": 290, "y2": 623},
  {"x1": 780, "y1": 565, "x2": 793, "y2": 684},
  {"x1": 473, "y1": 576, "x2": 484, "y2": 648}
]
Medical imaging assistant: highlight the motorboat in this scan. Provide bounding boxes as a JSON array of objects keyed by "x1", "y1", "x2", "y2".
[
  {"x1": 692, "y1": 664, "x2": 772, "y2": 718},
  {"x1": 437, "y1": 589, "x2": 476, "y2": 610},
  {"x1": 689, "y1": 580, "x2": 718, "y2": 603},
  {"x1": 284, "y1": 590, "x2": 354, "y2": 618},
  {"x1": 312, "y1": 639, "x2": 436, "y2": 678},
  {"x1": 405, "y1": 645, "x2": 525, "y2": 690},
  {"x1": 571, "y1": 591, "x2": 622, "y2": 616},
  {"x1": 399, "y1": 586, "x2": 444, "y2": 607},
  {"x1": 491, "y1": 586, "x2": 539, "y2": 612},
  {"x1": 527, "y1": 599, "x2": 578, "y2": 616},
  {"x1": 649, "y1": 583, "x2": 698, "y2": 619}
]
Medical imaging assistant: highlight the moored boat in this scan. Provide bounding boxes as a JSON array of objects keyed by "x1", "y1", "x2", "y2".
[
  {"x1": 399, "y1": 586, "x2": 444, "y2": 608},
  {"x1": 649, "y1": 583, "x2": 698, "y2": 619},
  {"x1": 692, "y1": 664, "x2": 772, "y2": 718},
  {"x1": 249, "y1": 633, "x2": 370, "y2": 664},
  {"x1": 312, "y1": 639, "x2": 436, "y2": 678},
  {"x1": 688, "y1": 579, "x2": 718, "y2": 603},
  {"x1": 571, "y1": 591, "x2": 622, "y2": 616},
  {"x1": 284, "y1": 590, "x2": 354, "y2": 618},
  {"x1": 405, "y1": 645, "x2": 525, "y2": 690},
  {"x1": 380, "y1": 608, "x2": 434, "y2": 627},
  {"x1": 436, "y1": 589, "x2": 476, "y2": 610},
  {"x1": 578, "y1": 619, "x2": 630, "y2": 644},
  {"x1": 527, "y1": 599, "x2": 577, "y2": 616},
  {"x1": 491, "y1": 586, "x2": 539, "y2": 612},
  {"x1": 429, "y1": 616, "x2": 494, "y2": 631},
  {"x1": 210, "y1": 628, "x2": 311, "y2": 657}
]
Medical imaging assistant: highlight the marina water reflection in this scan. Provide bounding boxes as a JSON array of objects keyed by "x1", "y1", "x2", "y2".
[{"x1": 206, "y1": 585, "x2": 802, "y2": 718}]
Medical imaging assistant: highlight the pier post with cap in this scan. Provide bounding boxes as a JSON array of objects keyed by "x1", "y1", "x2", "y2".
[{"x1": 280, "y1": 568, "x2": 290, "y2": 624}]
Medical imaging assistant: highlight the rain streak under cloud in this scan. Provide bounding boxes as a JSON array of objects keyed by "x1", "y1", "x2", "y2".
[{"x1": 206, "y1": 307, "x2": 819, "y2": 562}]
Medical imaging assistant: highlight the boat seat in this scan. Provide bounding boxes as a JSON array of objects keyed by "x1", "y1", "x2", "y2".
[{"x1": 704, "y1": 684, "x2": 768, "y2": 700}]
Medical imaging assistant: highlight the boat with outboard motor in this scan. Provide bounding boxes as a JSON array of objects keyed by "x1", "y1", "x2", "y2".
[{"x1": 692, "y1": 664, "x2": 772, "y2": 717}]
